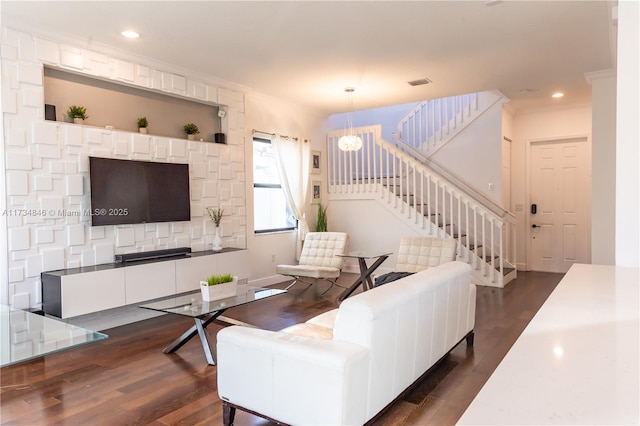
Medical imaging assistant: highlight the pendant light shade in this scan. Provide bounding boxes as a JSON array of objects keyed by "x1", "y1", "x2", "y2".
[
  {"x1": 338, "y1": 134, "x2": 363, "y2": 151},
  {"x1": 338, "y1": 87, "x2": 362, "y2": 152}
]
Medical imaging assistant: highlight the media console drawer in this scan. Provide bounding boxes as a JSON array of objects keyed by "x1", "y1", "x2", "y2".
[{"x1": 41, "y1": 248, "x2": 248, "y2": 319}]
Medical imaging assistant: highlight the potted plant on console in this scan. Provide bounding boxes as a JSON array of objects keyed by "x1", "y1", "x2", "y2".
[
  {"x1": 206, "y1": 206, "x2": 224, "y2": 252},
  {"x1": 183, "y1": 123, "x2": 200, "y2": 140},
  {"x1": 67, "y1": 105, "x2": 88, "y2": 124},
  {"x1": 137, "y1": 116, "x2": 149, "y2": 134},
  {"x1": 200, "y1": 273, "x2": 237, "y2": 301}
]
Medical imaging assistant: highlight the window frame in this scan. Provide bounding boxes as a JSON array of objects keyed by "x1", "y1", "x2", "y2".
[{"x1": 253, "y1": 137, "x2": 298, "y2": 234}]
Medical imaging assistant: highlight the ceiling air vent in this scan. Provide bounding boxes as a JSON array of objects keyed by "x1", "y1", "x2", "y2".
[{"x1": 408, "y1": 78, "x2": 432, "y2": 87}]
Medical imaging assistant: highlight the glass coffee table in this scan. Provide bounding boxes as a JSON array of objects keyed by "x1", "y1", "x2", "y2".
[
  {"x1": 140, "y1": 286, "x2": 286, "y2": 365},
  {"x1": 1, "y1": 305, "x2": 107, "y2": 368}
]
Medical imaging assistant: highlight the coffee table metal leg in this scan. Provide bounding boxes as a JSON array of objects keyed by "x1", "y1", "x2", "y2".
[
  {"x1": 162, "y1": 309, "x2": 225, "y2": 365},
  {"x1": 195, "y1": 318, "x2": 215, "y2": 365},
  {"x1": 163, "y1": 323, "x2": 199, "y2": 354}
]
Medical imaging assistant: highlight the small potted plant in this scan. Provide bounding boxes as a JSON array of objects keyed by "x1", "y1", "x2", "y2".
[
  {"x1": 67, "y1": 105, "x2": 88, "y2": 124},
  {"x1": 183, "y1": 123, "x2": 200, "y2": 140},
  {"x1": 206, "y1": 206, "x2": 224, "y2": 251},
  {"x1": 137, "y1": 116, "x2": 149, "y2": 134},
  {"x1": 200, "y1": 273, "x2": 237, "y2": 301}
]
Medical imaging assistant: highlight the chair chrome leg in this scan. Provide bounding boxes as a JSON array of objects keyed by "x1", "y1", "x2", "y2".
[
  {"x1": 284, "y1": 277, "x2": 314, "y2": 291},
  {"x1": 284, "y1": 278, "x2": 299, "y2": 291}
]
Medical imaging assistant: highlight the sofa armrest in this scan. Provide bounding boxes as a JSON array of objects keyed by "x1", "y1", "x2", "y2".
[{"x1": 217, "y1": 326, "x2": 370, "y2": 425}]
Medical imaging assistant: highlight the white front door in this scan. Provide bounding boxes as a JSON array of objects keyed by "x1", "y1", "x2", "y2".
[{"x1": 529, "y1": 138, "x2": 591, "y2": 273}]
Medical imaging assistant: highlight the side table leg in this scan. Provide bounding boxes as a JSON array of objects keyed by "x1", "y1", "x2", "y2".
[{"x1": 358, "y1": 258, "x2": 371, "y2": 290}]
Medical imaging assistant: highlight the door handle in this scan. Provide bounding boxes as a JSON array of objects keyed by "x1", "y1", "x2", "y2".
[{"x1": 532, "y1": 224, "x2": 539, "y2": 228}]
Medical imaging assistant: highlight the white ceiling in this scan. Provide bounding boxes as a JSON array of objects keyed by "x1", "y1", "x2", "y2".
[{"x1": 1, "y1": 1, "x2": 616, "y2": 114}]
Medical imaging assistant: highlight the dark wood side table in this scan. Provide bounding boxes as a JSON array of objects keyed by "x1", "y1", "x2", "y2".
[{"x1": 337, "y1": 251, "x2": 392, "y2": 302}]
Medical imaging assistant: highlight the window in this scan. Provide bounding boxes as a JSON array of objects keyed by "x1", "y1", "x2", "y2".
[{"x1": 253, "y1": 138, "x2": 297, "y2": 233}]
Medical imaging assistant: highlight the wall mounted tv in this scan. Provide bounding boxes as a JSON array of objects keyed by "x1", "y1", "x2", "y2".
[{"x1": 89, "y1": 157, "x2": 191, "y2": 226}]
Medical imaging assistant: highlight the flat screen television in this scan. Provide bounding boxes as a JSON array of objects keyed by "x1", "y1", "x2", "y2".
[{"x1": 89, "y1": 157, "x2": 191, "y2": 226}]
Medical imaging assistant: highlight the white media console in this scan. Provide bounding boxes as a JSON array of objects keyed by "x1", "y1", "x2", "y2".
[{"x1": 41, "y1": 248, "x2": 248, "y2": 319}]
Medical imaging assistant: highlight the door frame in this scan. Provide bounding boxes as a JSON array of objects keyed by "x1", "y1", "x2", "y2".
[{"x1": 525, "y1": 134, "x2": 592, "y2": 271}]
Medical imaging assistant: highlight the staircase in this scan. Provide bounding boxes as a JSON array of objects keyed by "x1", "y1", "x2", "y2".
[
  {"x1": 327, "y1": 124, "x2": 516, "y2": 288},
  {"x1": 396, "y1": 91, "x2": 504, "y2": 157}
]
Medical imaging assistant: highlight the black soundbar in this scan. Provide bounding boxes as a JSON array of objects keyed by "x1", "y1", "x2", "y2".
[{"x1": 115, "y1": 247, "x2": 192, "y2": 263}]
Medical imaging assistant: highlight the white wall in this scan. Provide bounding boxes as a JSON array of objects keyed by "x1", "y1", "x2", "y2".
[
  {"x1": 588, "y1": 70, "x2": 617, "y2": 265},
  {"x1": 430, "y1": 102, "x2": 504, "y2": 204},
  {"x1": 615, "y1": 0, "x2": 640, "y2": 267},
  {"x1": 244, "y1": 92, "x2": 328, "y2": 285},
  {"x1": 511, "y1": 104, "x2": 592, "y2": 270},
  {"x1": 1, "y1": 27, "x2": 247, "y2": 309}
]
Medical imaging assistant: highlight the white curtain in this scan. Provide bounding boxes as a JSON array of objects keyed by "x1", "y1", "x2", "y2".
[{"x1": 272, "y1": 136, "x2": 311, "y2": 259}]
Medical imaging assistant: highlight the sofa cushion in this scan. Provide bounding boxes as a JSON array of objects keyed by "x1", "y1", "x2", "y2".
[
  {"x1": 280, "y1": 323, "x2": 333, "y2": 340},
  {"x1": 306, "y1": 308, "x2": 339, "y2": 329}
]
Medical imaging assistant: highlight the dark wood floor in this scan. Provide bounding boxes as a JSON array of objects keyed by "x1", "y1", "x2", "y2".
[{"x1": 1, "y1": 271, "x2": 563, "y2": 425}]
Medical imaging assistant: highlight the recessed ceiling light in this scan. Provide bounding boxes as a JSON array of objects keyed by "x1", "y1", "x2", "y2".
[
  {"x1": 408, "y1": 78, "x2": 432, "y2": 87},
  {"x1": 121, "y1": 30, "x2": 140, "y2": 39},
  {"x1": 552, "y1": 92, "x2": 564, "y2": 98}
]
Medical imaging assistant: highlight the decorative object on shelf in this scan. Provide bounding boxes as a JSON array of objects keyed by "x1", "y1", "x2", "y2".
[
  {"x1": 67, "y1": 105, "x2": 88, "y2": 124},
  {"x1": 183, "y1": 123, "x2": 200, "y2": 140},
  {"x1": 338, "y1": 87, "x2": 363, "y2": 152},
  {"x1": 316, "y1": 201, "x2": 328, "y2": 232},
  {"x1": 215, "y1": 133, "x2": 226, "y2": 144},
  {"x1": 206, "y1": 206, "x2": 224, "y2": 251},
  {"x1": 200, "y1": 273, "x2": 237, "y2": 301},
  {"x1": 137, "y1": 116, "x2": 149, "y2": 134},
  {"x1": 44, "y1": 104, "x2": 56, "y2": 121}
]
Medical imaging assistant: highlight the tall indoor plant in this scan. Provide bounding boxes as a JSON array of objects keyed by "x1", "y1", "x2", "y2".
[{"x1": 316, "y1": 202, "x2": 328, "y2": 232}]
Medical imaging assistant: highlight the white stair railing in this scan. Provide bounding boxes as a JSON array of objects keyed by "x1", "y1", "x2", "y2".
[
  {"x1": 327, "y1": 125, "x2": 516, "y2": 287},
  {"x1": 397, "y1": 91, "x2": 504, "y2": 157}
]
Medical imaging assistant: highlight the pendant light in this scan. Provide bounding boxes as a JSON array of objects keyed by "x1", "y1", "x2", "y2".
[{"x1": 338, "y1": 87, "x2": 363, "y2": 152}]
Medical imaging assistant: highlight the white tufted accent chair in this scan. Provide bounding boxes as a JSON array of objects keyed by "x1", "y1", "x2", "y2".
[
  {"x1": 395, "y1": 236, "x2": 458, "y2": 273},
  {"x1": 276, "y1": 232, "x2": 348, "y2": 291}
]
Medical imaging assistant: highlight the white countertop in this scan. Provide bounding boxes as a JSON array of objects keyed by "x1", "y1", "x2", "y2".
[{"x1": 458, "y1": 263, "x2": 640, "y2": 425}]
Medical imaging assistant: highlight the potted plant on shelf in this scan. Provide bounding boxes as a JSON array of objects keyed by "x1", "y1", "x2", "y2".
[
  {"x1": 67, "y1": 105, "x2": 88, "y2": 124},
  {"x1": 200, "y1": 273, "x2": 237, "y2": 301},
  {"x1": 183, "y1": 123, "x2": 200, "y2": 140},
  {"x1": 206, "y1": 206, "x2": 224, "y2": 251},
  {"x1": 137, "y1": 116, "x2": 149, "y2": 134}
]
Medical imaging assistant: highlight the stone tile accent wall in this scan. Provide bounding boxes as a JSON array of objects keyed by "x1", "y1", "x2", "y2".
[{"x1": 1, "y1": 28, "x2": 246, "y2": 309}]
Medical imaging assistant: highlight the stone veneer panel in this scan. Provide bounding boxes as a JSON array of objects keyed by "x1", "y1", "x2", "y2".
[{"x1": 2, "y1": 27, "x2": 247, "y2": 309}]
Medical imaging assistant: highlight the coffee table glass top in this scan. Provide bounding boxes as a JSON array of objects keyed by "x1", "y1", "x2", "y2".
[
  {"x1": 1, "y1": 305, "x2": 108, "y2": 368},
  {"x1": 139, "y1": 286, "x2": 286, "y2": 318}
]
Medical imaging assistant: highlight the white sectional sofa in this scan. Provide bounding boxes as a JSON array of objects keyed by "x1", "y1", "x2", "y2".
[{"x1": 217, "y1": 261, "x2": 476, "y2": 425}]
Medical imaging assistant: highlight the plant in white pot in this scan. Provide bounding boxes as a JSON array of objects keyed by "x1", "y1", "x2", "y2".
[
  {"x1": 206, "y1": 206, "x2": 223, "y2": 251},
  {"x1": 67, "y1": 105, "x2": 88, "y2": 124},
  {"x1": 200, "y1": 273, "x2": 237, "y2": 301},
  {"x1": 183, "y1": 123, "x2": 200, "y2": 140},
  {"x1": 137, "y1": 116, "x2": 149, "y2": 134}
]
